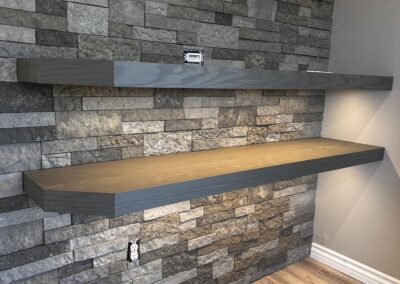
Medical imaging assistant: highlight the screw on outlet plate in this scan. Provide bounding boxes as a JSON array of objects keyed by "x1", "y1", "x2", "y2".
[{"x1": 127, "y1": 239, "x2": 139, "y2": 262}]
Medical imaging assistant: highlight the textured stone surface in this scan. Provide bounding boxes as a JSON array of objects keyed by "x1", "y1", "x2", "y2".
[
  {"x1": 110, "y1": 0, "x2": 144, "y2": 26},
  {"x1": 44, "y1": 214, "x2": 72, "y2": 231},
  {"x1": 0, "y1": 252, "x2": 73, "y2": 283},
  {"x1": 144, "y1": 201, "x2": 190, "y2": 221},
  {"x1": 0, "y1": 143, "x2": 41, "y2": 174},
  {"x1": 36, "y1": 29, "x2": 77, "y2": 48},
  {"x1": 68, "y1": 3, "x2": 108, "y2": 36},
  {"x1": 218, "y1": 107, "x2": 256, "y2": 127},
  {"x1": 0, "y1": 112, "x2": 55, "y2": 128},
  {"x1": 0, "y1": 173, "x2": 23, "y2": 198},
  {"x1": 197, "y1": 23, "x2": 239, "y2": 48},
  {"x1": 213, "y1": 256, "x2": 234, "y2": 279},
  {"x1": 83, "y1": 97, "x2": 153, "y2": 110},
  {"x1": 0, "y1": 220, "x2": 43, "y2": 256},
  {"x1": 122, "y1": 109, "x2": 184, "y2": 121},
  {"x1": 165, "y1": 119, "x2": 202, "y2": 131},
  {"x1": 42, "y1": 153, "x2": 71, "y2": 169},
  {"x1": 78, "y1": 34, "x2": 141, "y2": 60},
  {"x1": 162, "y1": 251, "x2": 197, "y2": 278},
  {"x1": 36, "y1": 0, "x2": 67, "y2": 17},
  {"x1": 0, "y1": 0, "x2": 35, "y2": 11},
  {"x1": 0, "y1": 58, "x2": 16, "y2": 82},
  {"x1": 56, "y1": 111, "x2": 121, "y2": 139},
  {"x1": 0, "y1": 207, "x2": 58, "y2": 228},
  {"x1": 42, "y1": 137, "x2": 97, "y2": 154},
  {"x1": 122, "y1": 121, "x2": 164, "y2": 134},
  {"x1": 0, "y1": 83, "x2": 52, "y2": 112},
  {"x1": 144, "y1": 131, "x2": 192, "y2": 156},
  {"x1": 71, "y1": 148, "x2": 121, "y2": 165},
  {"x1": 110, "y1": 23, "x2": 176, "y2": 43},
  {"x1": 0, "y1": 24, "x2": 35, "y2": 43}
]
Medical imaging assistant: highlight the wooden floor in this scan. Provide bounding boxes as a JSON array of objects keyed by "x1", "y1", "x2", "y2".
[{"x1": 254, "y1": 258, "x2": 363, "y2": 284}]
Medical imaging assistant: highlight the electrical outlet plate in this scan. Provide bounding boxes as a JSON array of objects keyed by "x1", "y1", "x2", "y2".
[
  {"x1": 128, "y1": 239, "x2": 139, "y2": 262},
  {"x1": 184, "y1": 50, "x2": 204, "y2": 65}
]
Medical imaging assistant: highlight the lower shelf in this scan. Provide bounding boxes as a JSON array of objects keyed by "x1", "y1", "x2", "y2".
[{"x1": 23, "y1": 138, "x2": 384, "y2": 216}]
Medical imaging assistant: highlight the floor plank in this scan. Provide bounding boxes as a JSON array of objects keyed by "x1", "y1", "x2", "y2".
[{"x1": 254, "y1": 258, "x2": 362, "y2": 284}]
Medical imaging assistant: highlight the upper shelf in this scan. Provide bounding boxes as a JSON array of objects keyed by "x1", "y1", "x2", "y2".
[
  {"x1": 17, "y1": 58, "x2": 393, "y2": 90},
  {"x1": 23, "y1": 138, "x2": 384, "y2": 217}
]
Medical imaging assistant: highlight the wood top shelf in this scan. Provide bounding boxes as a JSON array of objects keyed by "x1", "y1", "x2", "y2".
[
  {"x1": 17, "y1": 58, "x2": 393, "y2": 90},
  {"x1": 24, "y1": 138, "x2": 384, "y2": 216}
]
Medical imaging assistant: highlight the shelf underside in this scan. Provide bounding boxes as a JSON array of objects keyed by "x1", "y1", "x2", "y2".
[
  {"x1": 17, "y1": 59, "x2": 393, "y2": 90},
  {"x1": 23, "y1": 138, "x2": 384, "y2": 216}
]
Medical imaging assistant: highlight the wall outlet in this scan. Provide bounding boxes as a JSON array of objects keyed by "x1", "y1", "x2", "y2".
[{"x1": 127, "y1": 239, "x2": 139, "y2": 262}]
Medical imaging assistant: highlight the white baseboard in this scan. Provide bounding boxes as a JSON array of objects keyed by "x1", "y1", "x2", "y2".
[{"x1": 310, "y1": 243, "x2": 400, "y2": 284}]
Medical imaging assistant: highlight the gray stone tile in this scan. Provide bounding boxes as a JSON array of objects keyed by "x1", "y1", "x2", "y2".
[
  {"x1": 248, "y1": 0, "x2": 277, "y2": 20},
  {"x1": 213, "y1": 256, "x2": 234, "y2": 279},
  {"x1": 294, "y1": 45, "x2": 330, "y2": 57},
  {"x1": 0, "y1": 0, "x2": 35, "y2": 11},
  {"x1": 0, "y1": 143, "x2": 41, "y2": 174},
  {"x1": 233, "y1": 16, "x2": 256, "y2": 28},
  {"x1": 192, "y1": 137, "x2": 247, "y2": 151},
  {"x1": 0, "y1": 58, "x2": 16, "y2": 82},
  {"x1": 122, "y1": 259, "x2": 162, "y2": 281},
  {"x1": 58, "y1": 259, "x2": 93, "y2": 279},
  {"x1": 0, "y1": 24, "x2": 35, "y2": 43},
  {"x1": 0, "y1": 173, "x2": 23, "y2": 198},
  {"x1": 162, "y1": 252, "x2": 197, "y2": 278},
  {"x1": 0, "y1": 241, "x2": 69, "y2": 271},
  {"x1": 235, "y1": 90, "x2": 262, "y2": 106},
  {"x1": 168, "y1": 5, "x2": 215, "y2": 23},
  {"x1": 110, "y1": 212, "x2": 142, "y2": 228},
  {"x1": 239, "y1": 27, "x2": 279, "y2": 42},
  {"x1": 45, "y1": 219, "x2": 109, "y2": 244},
  {"x1": 0, "y1": 252, "x2": 73, "y2": 283},
  {"x1": 122, "y1": 121, "x2": 164, "y2": 134},
  {"x1": 83, "y1": 97, "x2": 153, "y2": 111},
  {"x1": 109, "y1": 23, "x2": 176, "y2": 43},
  {"x1": 78, "y1": 34, "x2": 140, "y2": 60},
  {"x1": 311, "y1": 1, "x2": 333, "y2": 20},
  {"x1": 122, "y1": 109, "x2": 184, "y2": 121},
  {"x1": 177, "y1": 31, "x2": 197, "y2": 45},
  {"x1": 56, "y1": 111, "x2": 121, "y2": 139},
  {"x1": 223, "y1": 1, "x2": 247, "y2": 16},
  {"x1": 74, "y1": 237, "x2": 128, "y2": 261},
  {"x1": 144, "y1": 132, "x2": 192, "y2": 156},
  {"x1": 0, "y1": 195, "x2": 28, "y2": 214},
  {"x1": 197, "y1": 23, "x2": 239, "y2": 48},
  {"x1": 70, "y1": 223, "x2": 139, "y2": 249},
  {"x1": 36, "y1": 0, "x2": 67, "y2": 17},
  {"x1": 238, "y1": 39, "x2": 281, "y2": 53},
  {"x1": 36, "y1": 29, "x2": 77, "y2": 48},
  {"x1": 142, "y1": 41, "x2": 182, "y2": 56},
  {"x1": 218, "y1": 107, "x2": 256, "y2": 128},
  {"x1": 98, "y1": 134, "x2": 143, "y2": 149},
  {"x1": 71, "y1": 148, "x2": 121, "y2": 165},
  {"x1": 204, "y1": 59, "x2": 245, "y2": 69},
  {"x1": 43, "y1": 214, "x2": 71, "y2": 231},
  {"x1": 0, "y1": 7, "x2": 67, "y2": 31},
  {"x1": 146, "y1": 1, "x2": 168, "y2": 15},
  {"x1": 68, "y1": 2, "x2": 108, "y2": 36},
  {"x1": 0, "y1": 126, "x2": 56, "y2": 145},
  {"x1": 165, "y1": 119, "x2": 202, "y2": 131},
  {"x1": 144, "y1": 201, "x2": 190, "y2": 221},
  {"x1": 42, "y1": 153, "x2": 71, "y2": 169},
  {"x1": 0, "y1": 82, "x2": 53, "y2": 113},
  {"x1": 66, "y1": 0, "x2": 108, "y2": 7},
  {"x1": 279, "y1": 96, "x2": 308, "y2": 114},
  {"x1": 110, "y1": 0, "x2": 144, "y2": 26},
  {"x1": 42, "y1": 137, "x2": 97, "y2": 154},
  {"x1": 0, "y1": 41, "x2": 77, "y2": 59},
  {"x1": 0, "y1": 113, "x2": 55, "y2": 128},
  {"x1": 155, "y1": 89, "x2": 184, "y2": 108},
  {"x1": 0, "y1": 207, "x2": 58, "y2": 228},
  {"x1": 146, "y1": 14, "x2": 197, "y2": 33},
  {"x1": 0, "y1": 220, "x2": 43, "y2": 256},
  {"x1": 185, "y1": 108, "x2": 219, "y2": 119}
]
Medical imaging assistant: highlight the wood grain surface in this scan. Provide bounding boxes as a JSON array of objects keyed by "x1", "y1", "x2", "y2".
[{"x1": 23, "y1": 138, "x2": 384, "y2": 216}]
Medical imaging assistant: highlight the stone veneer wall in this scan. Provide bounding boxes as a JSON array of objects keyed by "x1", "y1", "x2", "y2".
[{"x1": 0, "y1": 0, "x2": 334, "y2": 283}]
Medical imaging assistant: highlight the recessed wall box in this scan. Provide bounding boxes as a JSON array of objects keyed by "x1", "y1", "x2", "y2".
[{"x1": 184, "y1": 50, "x2": 204, "y2": 65}]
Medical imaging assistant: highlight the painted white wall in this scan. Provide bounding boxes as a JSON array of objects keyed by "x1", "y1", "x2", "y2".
[{"x1": 314, "y1": 0, "x2": 400, "y2": 279}]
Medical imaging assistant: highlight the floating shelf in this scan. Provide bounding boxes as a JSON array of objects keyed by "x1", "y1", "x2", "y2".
[
  {"x1": 23, "y1": 138, "x2": 384, "y2": 217},
  {"x1": 17, "y1": 58, "x2": 393, "y2": 90}
]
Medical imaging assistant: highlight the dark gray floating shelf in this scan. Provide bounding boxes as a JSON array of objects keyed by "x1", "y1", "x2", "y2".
[
  {"x1": 17, "y1": 58, "x2": 393, "y2": 90},
  {"x1": 23, "y1": 138, "x2": 384, "y2": 217}
]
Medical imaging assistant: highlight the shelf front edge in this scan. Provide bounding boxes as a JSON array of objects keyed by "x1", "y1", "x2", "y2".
[{"x1": 23, "y1": 145, "x2": 384, "y2": 217}]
